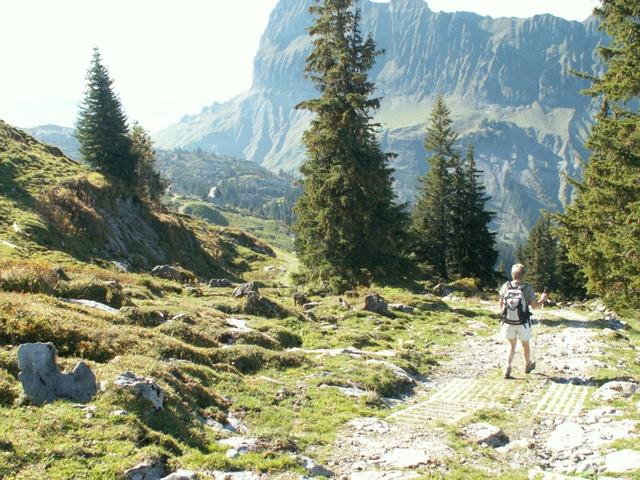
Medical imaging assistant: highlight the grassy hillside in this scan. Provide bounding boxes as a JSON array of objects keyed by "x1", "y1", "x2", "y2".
[{"x1": 0, "y1": 120, "x2": 486, "y2": 478}]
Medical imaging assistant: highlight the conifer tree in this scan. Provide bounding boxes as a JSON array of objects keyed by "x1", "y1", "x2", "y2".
[
  {"x1": 524, "y1": 212, "x2": 557, "y2": 292},
  {"x1": 76, "y1": 48, "x2": 136, "y2": 185},
  {"x1": 130, "y1": 123, "x2": 168, "y2": 202},
  {"x1": 554, "y1": 240, "x2": 587, "y2": 300},
  {"x1": 293, "y1": 0, "x2": 408, "y2": 290},
  {"x1": 558, "y1": 0, "x2": 640, "y2": 308},
  {"x1": 412, "y1": 96, "x2": 458, "y2": 279},
  {"x1": 448, "y1": 145, "x2": 498, "y2": 284}
]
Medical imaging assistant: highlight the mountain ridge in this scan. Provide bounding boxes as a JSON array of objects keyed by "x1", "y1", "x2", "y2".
[{"x1": 152, "y1": 0, "x2": 606, "y2": 253}]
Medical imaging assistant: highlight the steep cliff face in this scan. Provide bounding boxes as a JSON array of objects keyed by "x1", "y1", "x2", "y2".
[{"x1": 154, "y1": 0, "x2": 606, "y2": 248}]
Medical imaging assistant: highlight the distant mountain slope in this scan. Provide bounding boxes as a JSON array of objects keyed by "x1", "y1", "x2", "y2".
[
  {"x1": 154, "y1": 0, "x2": 605, "y2": 250},
  {"x1": 22, "y1": 127, "x2": 302, "y2": 223},
  {"x1": 24, "y1": 124, "x2": 80, "y2": 160}
]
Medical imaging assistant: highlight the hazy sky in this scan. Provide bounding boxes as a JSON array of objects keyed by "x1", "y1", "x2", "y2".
[{"x1": 1, "y1": 0, "x2": 599, "y2": 133}]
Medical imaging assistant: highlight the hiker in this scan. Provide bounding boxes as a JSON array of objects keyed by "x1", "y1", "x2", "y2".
[{"x1": 499, "y1": 263, "x2": 548, "y2": 379}]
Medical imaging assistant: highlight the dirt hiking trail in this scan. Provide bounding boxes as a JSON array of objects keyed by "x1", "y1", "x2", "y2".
[{"x1": 325, "y1": 302, "x2": 639, "y2": 480}]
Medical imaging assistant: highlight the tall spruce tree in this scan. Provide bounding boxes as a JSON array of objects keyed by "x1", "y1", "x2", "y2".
[
  {"x1": 558, "y1": 0, "x2": 640, "y2": 308},
  {"x1": 412, "y1": 96, "x2": 457, "y2": 279},
  {"x1": 448, "y1": 145, "x2": 498, "y2": 284},
  {"x1": 293, "y1": 0, "x2": 408, "y2": 291},
  {"x1": 76, "y1": 48, "x2": 136, "y2": 186},
  {"x1": 130, "y1": 123, "x2": 168, "y2": 202}
]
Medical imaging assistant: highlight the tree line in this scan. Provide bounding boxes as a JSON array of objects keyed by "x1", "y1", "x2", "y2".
[
  {"x1": 73, "y1": 0, "x2": 639, "y2": 310},
  {"x1": 292, "y1": 0, "x2": 498, "y2": 292},
  {"x1": 293, "y1": 0, "x2": 638, "y2": 310}
]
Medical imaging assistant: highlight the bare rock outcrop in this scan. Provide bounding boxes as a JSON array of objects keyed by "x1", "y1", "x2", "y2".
[{"x1": 17, "y1": 342, "x2": 97, "y2": 406}]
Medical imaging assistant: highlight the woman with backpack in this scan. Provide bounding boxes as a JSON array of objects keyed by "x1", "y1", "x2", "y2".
[{"x1": 499, "y1": 263, "x2": 548, "y2": 379}]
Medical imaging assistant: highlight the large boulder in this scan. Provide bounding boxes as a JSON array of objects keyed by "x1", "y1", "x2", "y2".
[
  {"x1": 242, "y1": 292, "x2": 282, "y2": 318},
  {"x1": 293, "y1": 292, "x2": 309, "y2": 306},
  {"x1": 114, "y1": 372, "x2": 164, "y2": 410},
  {"x1": 363, "y1": 293, "x2": 388, "y2": 314},
  {"x1": 17, "y1": 343, "x2": 97, "y2": 406},
  {"x1": 461, "y1": 423, "x2": 509, "y2": 448},
  {"x1": 232, "y1": 282, "x2": 260, "y2": 298},
  {"x1": 209, "y1": 278, "x2": 233, "y2": 288},
  {"x1": 125, "y1": 460, "x2": 166, "y2": 480},
  {"x1": 594, "y1": 381, "x2": 637, "y2": 402},
  {"x1": 151, "y1": 265, "x2": 193, "y2": 283},
  {"x1": 161, "y1": 470, "x2": 197, "y2": 480}
]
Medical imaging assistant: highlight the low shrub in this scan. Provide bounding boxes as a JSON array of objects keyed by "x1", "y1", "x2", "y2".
[
  {"x1": 0, "y1": 369, "x2": 19, "y2": 406},
  {"x1": 117, "y1": 307, "x2": 168, "y2": 327},
  {"x1": 56, "y1": 278, "x2": 125, "y2": 308},
  {"x1": 0, "y1": 260, "x2": 60, "y2": 295}
]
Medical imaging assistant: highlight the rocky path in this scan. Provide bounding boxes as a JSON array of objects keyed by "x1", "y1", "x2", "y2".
[{"x1": 325, "y1": 303, "x2": 640, "y2": 479}]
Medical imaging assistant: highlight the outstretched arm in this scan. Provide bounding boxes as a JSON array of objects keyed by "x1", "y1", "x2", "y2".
[{"x1": 529, "y1": 292, "x2": 549, "y2": 309}]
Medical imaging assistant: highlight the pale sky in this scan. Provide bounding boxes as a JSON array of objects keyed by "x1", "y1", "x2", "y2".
[{"x1": 0, "y1": 0, "x2": 599, "y2": 133}]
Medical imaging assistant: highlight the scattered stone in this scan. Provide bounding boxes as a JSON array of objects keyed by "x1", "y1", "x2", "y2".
[
  {"x1": 380, "y1": 448, "x2": 434, "y2": 468},
  {"x1": 303, "y1": 302, "x2": 321, "y2": 311},
  {"x1": 594, "y1": 381, "x2": 637, "y2": 402},
  {"x1": 17, "y1": 342, "x2": 98, "y2": 406},
  {"x1": 293, "y1": 292, "x2": 309, "y2": 306},
  {"x1": 226, "y1": 318, "x2": 251, "y2": 332},
  {"x1": 0, "y1": 239, "x2": 17, "y2": 249},
  {"x1": 298, "y1": 456, "x2": 334, "y2": 477},
  {"x1": 151, "y1": 265, "x2": 192, "y2": 283},
  {"x1": 53, "y1": 266, "x2": 70, "y2": 281},
  {"x1": 171, "y1": 313, "x2": 195, "y2": 324},
  {"x1": 60, "y1": 298, "x2": 120, "y2": 315},
  {"x1": 545, "y1": 421, "x2": 585, "y2": 452},
  {"x1": 584, "y1": 407, "x2": 619, "y2": 424},
  {"x1": 365, "y1": 360, "x2": 414, "y2": 383},
  {"x1": 185, "y1": 286, "x2": 202, "y2": 297},
  {"x1": 160, "y1": 470, "x2": 197, "y2": 480},
  {"x1": 604, "y1": 449, "x2": 640, "y2": 473},
  {"x1": 363, "y1": 293, "x2": 388, "y2": 314},
  {"x1": 232, "y1": 282, "x2": 260, "y2": 298},
  {"x1": 432, "y1": 283, "x2": 452, "y2": 296},
  {"x1": 114, "y1": 372, "x2": 164, "y2": 410},
  {"x1": 288, "y1": 347, "x2": 395, "y2": 358},
  {"x1": 320, "y1": 384, "x2": 369, "y2": 398},
  {"x1": 350, "y1": 472, "x2": 420, "y2": 480},
  {"x1": 111, "y1": 409, "x2": 129, "y2": 416},
  {"x1": 210, "y1": 472, "x2": 261, "y2": 480},
  {"x1": 124, "y1": 460, "x2": 166, "y2": 480},
  {"x1": 242, "y1": 292, "x2": 282, "y2": 318},
  {"x1": 338, "y1": 297, "x2": 351, "y2": 310},
  {"x1": 111, "y1": 261, "x2": 129, "y2": 272},
  {"x1": 218, "y1": 437, "x2": 258, "y2": 457},
  {"x1": 388, "y1": 303, "x2": 414, "y2": 314},
  {"x1": 210, "y1": 278, "x2": 233, "y2": 288},
  {"x1": 467, "y1": 320, "x2": 487, "y2": 329},
  {"x1": 461, "y1": 423, "x2": 509, "y2": 447}
]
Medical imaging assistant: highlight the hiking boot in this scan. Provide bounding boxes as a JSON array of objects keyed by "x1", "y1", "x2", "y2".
[
  {"x1": 503, "y1": 366, "x2": 512, "y2": 379},
  {"x1": 525, "y1": 361, "x2": 536, "y2": 374}
]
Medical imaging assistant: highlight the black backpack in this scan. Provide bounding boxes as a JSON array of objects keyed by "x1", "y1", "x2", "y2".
[{"x1": 501, "y1": 282, "x2": 531, "y2": 327}]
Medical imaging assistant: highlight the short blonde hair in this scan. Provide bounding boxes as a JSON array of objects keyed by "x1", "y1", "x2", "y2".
[{"x1": 511, "y1": 263, "x2": 526, "y2": 281}]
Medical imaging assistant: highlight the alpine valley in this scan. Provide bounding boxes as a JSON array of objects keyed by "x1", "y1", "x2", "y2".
[{"x1": 153, "y1": 0, "x2": 605, "y2": 254}]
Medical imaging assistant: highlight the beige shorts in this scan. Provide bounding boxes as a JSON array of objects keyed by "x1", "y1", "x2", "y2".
[{"x1": 501, "y1": 323, "x2": 532, "y2": 342}]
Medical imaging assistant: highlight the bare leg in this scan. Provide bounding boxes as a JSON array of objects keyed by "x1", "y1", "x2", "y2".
[
  {"x1": 505, "y1": 339, "x2": 517, "y2": 368},
  {"x1": 521, "y1": 341, "x2": 531, "y2": 365}
]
